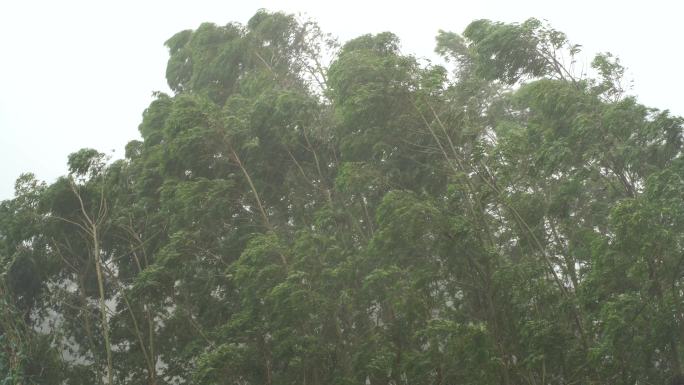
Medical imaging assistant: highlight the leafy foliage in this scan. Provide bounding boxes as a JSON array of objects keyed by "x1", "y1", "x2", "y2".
[{"x1": 1, "y1": 10, "x2": 683, "y2": 385}]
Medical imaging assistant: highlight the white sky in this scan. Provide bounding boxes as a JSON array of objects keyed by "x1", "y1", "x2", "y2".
[{"x1": 1, "y1": 0, "x2": 682, "y2": 200}]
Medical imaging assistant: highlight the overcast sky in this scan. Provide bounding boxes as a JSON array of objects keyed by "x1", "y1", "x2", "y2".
[{"x1": 1, "y1": 0, "x2": 682, "y2": 200}]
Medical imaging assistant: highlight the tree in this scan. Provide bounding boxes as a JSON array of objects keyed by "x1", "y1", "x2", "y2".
[{"x1": 2, "y1": 11, "x2": 683, "y2": 385}]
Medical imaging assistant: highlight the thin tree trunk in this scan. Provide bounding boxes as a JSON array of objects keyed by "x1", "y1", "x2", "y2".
[{"x1": 93, "y1": 229, "x2": 114, "y2": 385}]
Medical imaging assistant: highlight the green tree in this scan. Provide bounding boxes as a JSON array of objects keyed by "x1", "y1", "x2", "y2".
[{"x1": 2, "y1": 11, "x2": 683, "y2": 385}]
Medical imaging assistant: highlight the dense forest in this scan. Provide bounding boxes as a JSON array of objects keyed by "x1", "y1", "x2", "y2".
[{"x1": 2, "y1": 9, "x2": 684, "y2": 385}]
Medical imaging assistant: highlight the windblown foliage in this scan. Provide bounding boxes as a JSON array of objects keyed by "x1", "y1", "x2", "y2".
[{"x1": 2, "y1": 10, "x2": 683, "y2": 385}]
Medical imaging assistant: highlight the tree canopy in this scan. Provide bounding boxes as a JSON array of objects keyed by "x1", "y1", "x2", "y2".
[{"x1": 1, "y1": 9, "x2": 683, "y2": 385}]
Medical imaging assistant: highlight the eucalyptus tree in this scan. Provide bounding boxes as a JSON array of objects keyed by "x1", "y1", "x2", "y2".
[{"x1": 1, "y1": 10, "x2": 683, "y2": 385}]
